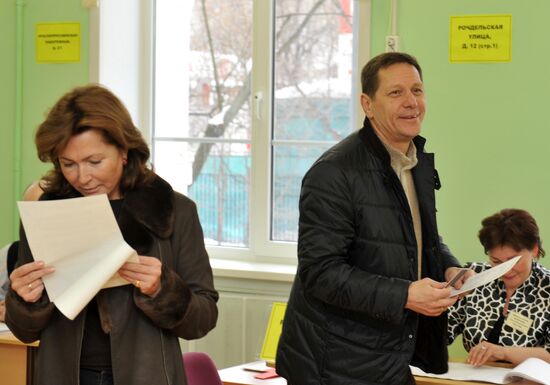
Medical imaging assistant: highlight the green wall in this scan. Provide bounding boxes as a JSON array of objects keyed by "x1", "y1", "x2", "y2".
[
  {"x1": 1, "y1": 0, "x2": 88, "y2": 246},
  {"x1": 371, "y1": 0, "x2": 550, "y2": 359},
  {"x1": 371, "y1": 0, "x2": 550, "y2": 267},
  {"x1": 0, "y1": 1, "x2": 17, "y2": 247}
]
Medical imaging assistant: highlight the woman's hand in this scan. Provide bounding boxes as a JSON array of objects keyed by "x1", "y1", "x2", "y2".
[
  {"x1": 118, "y1": 256, "x2": 162, "y2": 297},
  {"x1": 0, "y1": 300, "x2": 5, "y2": 321},
  {"x1": 10, "y1": 261, "x2": 55, "y2": 303},
  {"x1": 468, "y1": 341, "x2": 505, "y2": 366}
]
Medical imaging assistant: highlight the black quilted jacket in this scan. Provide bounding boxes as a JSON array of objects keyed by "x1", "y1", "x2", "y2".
[{"x1": 276, "y1": 118, "x2": 460, "y2": 385}]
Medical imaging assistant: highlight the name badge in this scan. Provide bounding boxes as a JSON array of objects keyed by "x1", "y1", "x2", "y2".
[{"x1": 505, "y1": 311, "x2": 533, "y2": 334}]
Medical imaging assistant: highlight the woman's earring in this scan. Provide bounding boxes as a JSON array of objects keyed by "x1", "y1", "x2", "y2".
[{"x1": 123, "y1": 158, "x2": 128, "y2": 166}]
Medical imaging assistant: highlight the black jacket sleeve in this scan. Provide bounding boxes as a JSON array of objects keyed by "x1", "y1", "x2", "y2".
[{"x1": 297, "y1": 161, "x2": 410, "y2": 325}]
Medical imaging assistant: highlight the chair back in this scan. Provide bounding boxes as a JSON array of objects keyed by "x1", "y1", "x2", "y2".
[{"x1": 182, "y1": 352, "x2": 223, "y2": 385}]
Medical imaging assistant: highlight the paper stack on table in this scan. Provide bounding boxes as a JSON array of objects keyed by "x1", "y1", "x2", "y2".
[
  {"x1": 412, "y1": 357, "x2": 550, "y2": 384},
  {"x1": 18, "y1": 194, "x2": 138, "y2": 320},
  {"x1": 505, "y1": 357, "x2": 550, "y2": 384}
]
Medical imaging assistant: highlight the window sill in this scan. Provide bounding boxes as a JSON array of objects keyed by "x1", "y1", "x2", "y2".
[{"x1": 210, "y1": 258, "x2": 297, "y2": 283}]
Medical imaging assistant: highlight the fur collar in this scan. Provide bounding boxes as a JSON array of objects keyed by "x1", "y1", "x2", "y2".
[{"x1": 118, "y1": 175, "x2": 175, "y2": 254}]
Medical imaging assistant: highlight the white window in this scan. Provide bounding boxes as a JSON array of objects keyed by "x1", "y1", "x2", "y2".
[
  {"x1": 272, "y1": 0, "x2": 357, "y2": 243},
  {"x1": 93, "y1": 0, "x2": 371, "y2": 261},
  {"x1": 154, "y1": 1, "x2": 253, "y2": 252}
]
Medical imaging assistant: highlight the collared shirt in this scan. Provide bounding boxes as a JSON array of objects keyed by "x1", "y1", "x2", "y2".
[{"x1": 381, "y1": 141, "x2": 423, "y2": 279}]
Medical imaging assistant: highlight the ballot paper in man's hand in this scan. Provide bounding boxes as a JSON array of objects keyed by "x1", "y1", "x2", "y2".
[
  {"x1": 18, "y1": 194, "x2": 138, "y2": 320},
  {"x1": 450, "y1": 255, "x2": 522, "y2": 297}
]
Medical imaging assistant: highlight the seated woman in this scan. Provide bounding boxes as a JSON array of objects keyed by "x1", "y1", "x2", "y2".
[{"x1": 448, "y1": 208, "x2": 550, "y2": 366}]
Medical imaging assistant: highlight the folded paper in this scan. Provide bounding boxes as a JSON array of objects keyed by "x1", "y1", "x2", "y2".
[
  {"x1": 18, "y1": 195, "x2": 138, "y2": 320},
  {"x1": 450, "y1": 255, "x2": 521, "y2": 297}
]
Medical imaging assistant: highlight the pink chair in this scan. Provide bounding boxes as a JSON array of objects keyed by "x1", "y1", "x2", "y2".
[{"x1": 182, "y1": 352, "x2": 223, "y2": 385}]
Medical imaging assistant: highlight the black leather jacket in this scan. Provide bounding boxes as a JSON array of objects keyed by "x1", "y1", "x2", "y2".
[{"x1": 276, "y1": 118, "x2": 460, "y2": 385}]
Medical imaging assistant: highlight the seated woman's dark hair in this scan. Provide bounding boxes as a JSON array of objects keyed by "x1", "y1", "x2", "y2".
[
  {"x1": 35, "y1": 84, "x2": 154, "y2": 196},
  {"x1": 478, "y1": 208, "x2": 545, "y2": 258}
]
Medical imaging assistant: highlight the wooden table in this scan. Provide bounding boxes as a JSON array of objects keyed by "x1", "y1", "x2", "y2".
[
  {"x1": 219, "y1": 362, "x2": 533, "y2": 385},
  {"x1": 416, "y1": 377, "x2": 495, "y2": 385},
  {"x1": 0, "y1": 332, "x2": 38, "y2": 385},
  {"x1": 416, "y1": 376, "x2": 537, "y2": 385}
]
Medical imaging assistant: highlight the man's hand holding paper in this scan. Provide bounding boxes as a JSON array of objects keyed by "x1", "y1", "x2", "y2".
[
  {"x1": 17, "y1": 194, "x2": 139, "y2": 320},
  {"x1": 444, "y1": 267, "x2": 476, "y2": 299}
]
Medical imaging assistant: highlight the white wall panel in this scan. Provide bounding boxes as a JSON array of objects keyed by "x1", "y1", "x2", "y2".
[{"x1": 181, "y1": 276, "x2": 292, "y2": 369}]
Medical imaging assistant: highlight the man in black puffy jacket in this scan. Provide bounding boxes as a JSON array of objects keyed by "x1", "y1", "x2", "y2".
[{"x1": 276, "y1": 52, "x2": 468, "y2": 384}]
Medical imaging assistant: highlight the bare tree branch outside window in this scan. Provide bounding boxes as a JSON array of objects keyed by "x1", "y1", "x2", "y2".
[{"x1": 158, "y1": 0, "x2": 354, "y2": 245}]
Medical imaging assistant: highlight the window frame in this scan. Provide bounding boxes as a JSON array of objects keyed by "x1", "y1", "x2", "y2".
[{"x1": 88, "y1": 0, "x2": 371, "y2": 264}]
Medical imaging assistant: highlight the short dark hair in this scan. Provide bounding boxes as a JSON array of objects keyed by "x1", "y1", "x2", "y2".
[
  {"x1": 361, "y1": 52, "x2": 423, "y2": 97},
  {"x1": 35, "y1": 84, "x2": 154, "y2": 196},
  {"x1": 478, "y1": 208, "x2": 545, "y2": 258}
]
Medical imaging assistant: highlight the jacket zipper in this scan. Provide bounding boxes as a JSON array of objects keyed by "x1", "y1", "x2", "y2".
[
  {"x1": 76, "y1": 308, "x2": 86, "y2": 385},
  {"x1": 156, "y1": 239, "x2": 172, "y2": 385}
]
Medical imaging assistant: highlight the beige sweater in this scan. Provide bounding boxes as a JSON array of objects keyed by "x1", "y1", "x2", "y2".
[{"x1": 382, "y1": 141, "x2": 423, "y2": 279}]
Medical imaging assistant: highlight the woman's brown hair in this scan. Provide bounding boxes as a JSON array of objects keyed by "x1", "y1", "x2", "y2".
[
  {"x1": 35, "y1": 84, "x2": 154, "y2": 196},
  {"x1": 478, "y1": 208, "x2": 545, "y2": 258}
]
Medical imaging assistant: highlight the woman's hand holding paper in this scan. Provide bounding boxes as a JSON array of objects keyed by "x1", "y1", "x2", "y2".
[
  {"x1": 118, "y1": 256, "x2": 162, "y2": 297},
  {"x1": 10, "y1": 260, "x2": 55, "y2": 303}
]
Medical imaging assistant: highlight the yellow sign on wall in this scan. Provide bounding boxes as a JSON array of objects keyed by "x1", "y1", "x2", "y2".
[
  {"x1": 260, "y1": 302, "x2": 287, "y2": 363},
  {"x1": 36, "y1": 23, "x2": 80, "y2": 63},
  {"x1": 449, "y1": 15, "x2": 511, "y2": 63}
]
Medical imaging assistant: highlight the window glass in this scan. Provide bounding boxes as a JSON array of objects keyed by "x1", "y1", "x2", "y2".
[
  {"x1": 154, "y1": 0, "x2": 252, "y2": 247},
  {"x1": 154, "y1": 0, "x2": 357, "y2": 251},
  {"x1": 272, "y1": 0, "x2": 355, "y2": 242}
]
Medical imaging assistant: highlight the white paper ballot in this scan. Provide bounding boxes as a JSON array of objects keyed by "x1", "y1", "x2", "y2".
[
  {"x1": 411, "y1": 362, "x2": 509, "y2": 384},
  {"x1": 450, "y1": 255, "x2": 522, "y2": 297},
  {"x1": 18, "y1": 194, "x2": 138, "y2": 320},
  {"x1": 505, "y1": 357, "x2": 550, "y2": 384},
  {"x1": 412, "y1": 357, "x2": 550, "y2": 384}
]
